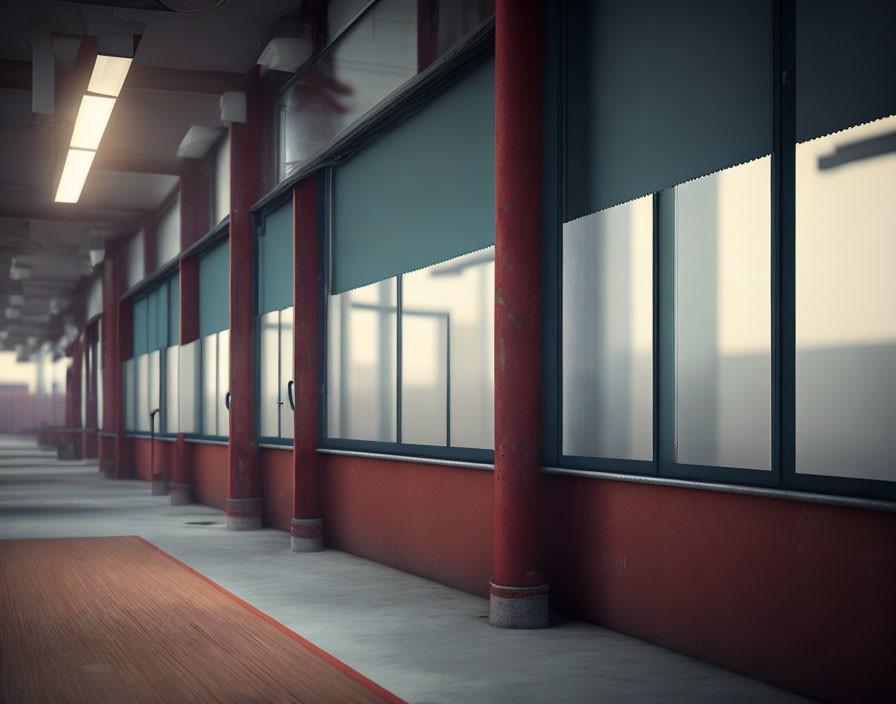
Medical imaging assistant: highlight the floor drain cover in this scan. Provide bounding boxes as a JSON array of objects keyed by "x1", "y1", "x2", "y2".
[{"x1": 185, "y1": 521, "x2": 216, "y2": 526}]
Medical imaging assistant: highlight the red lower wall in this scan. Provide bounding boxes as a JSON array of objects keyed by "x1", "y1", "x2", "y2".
[
  {"x1": 260, "y1": 447, "x2": 292, "y2": 532},
  {"x1": 189, "y1": 442, "x2": 228, "y2": 511},
  {"x1": 540, "y1": 475, "x2": 896, "y2": 703},
  {"x1": 130, "y1": 437, "x2": 176, "y2": 482},
  {"x1": 172, "y1": 444, "x2": 892, "y2": 702},
  {"x1": 320, "y1": 455, "x2": 494, "y2": 597}
]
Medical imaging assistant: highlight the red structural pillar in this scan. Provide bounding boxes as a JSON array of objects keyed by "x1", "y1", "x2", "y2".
[
  {"x1": 99, "y1": 250, "x2": 121, "y2": 478},
  {"x1": 226, "y1": 94, "x2": 262, "y2": 530},
  {"x1": 64, "y1": 339, "x2": 83, "y2": 460},
  {"x1": 171, "y1": 258, "x2": 198, "y2": 505},
  {"x1": 291, "y1": 177, "x2": 323, "y2": 551},
  {"x1": 116, "y1": 266, "x2": 133, "y2": 479},
  {"x1": 82, "y1": 321, "x2": 99, "y2": 459},
  {"x1": 169, "y1": 167, "x2": 203, "y2": 506},
  {"x1": 489, "y1": 0, "x2": 548, "y2": 628}
]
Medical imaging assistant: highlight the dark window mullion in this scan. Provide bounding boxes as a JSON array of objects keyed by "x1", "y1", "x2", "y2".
[
  {"x1": 396, "y1": 275, "x2": 403, "y2": 445},
  {"x1": 777, "y1": 0, "x2": 797, "y2": 489}
]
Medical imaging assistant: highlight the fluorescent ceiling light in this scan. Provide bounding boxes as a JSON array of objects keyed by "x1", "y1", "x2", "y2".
[
  {"x1": 70, "y1": 94, "x2": 116, "y2": 150},
  {"x1": 88, "y1": 55, "x2": 132, "y2": 98},
  {"x1": 55, "y1": 149, "x2": 96, "y2": 203}
]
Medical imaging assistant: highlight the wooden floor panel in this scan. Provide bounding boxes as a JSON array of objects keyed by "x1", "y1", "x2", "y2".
[{"x1": 0, "y1": 536, "x2": 404, "y2": 704}]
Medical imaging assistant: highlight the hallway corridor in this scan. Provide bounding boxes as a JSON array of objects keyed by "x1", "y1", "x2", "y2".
[{"x1": 0, "y1": 435, "x2": 811, "y2": 703}]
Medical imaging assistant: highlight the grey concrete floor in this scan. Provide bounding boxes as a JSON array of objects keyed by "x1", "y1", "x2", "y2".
[{"x1": 0, "y1": 436, "x2": 813, "y2": 704}]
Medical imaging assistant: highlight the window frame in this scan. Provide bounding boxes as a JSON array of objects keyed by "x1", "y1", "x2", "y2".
[
  {"x1": 253, "y1": 194, "x2": 295, "y2": 447},
  {"x1": 545, "y1": 0, "x2": 895, "y2": 502},
  {"x1": 124, "y1": 271, "x2": 180, "y2": 439},
  {"x1": 319, "y1": 170, "x2": 495, "y2": 464}
]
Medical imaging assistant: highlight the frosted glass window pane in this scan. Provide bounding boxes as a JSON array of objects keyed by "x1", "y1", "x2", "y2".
[
  {"x1": 148, "y1": 350, "x2": 161, "y2": 433},
  {"x1": 86, "y1": 277, "x2": 102, "y2": 320},
  {"x1": 136, "y1": 353, "x2": 149, "y2": 431},
  {"x1": 213, "y1": 136, "x2": 230, "y2": 226},
  {"x1": 328, "y1": 279, "x2": 397, "y2": 441},
  {"x1": 179, "y1": 340, "x2": 200, "y2": 434},
  {"x1": 562, "y1": 196, "x2": 653, "y2": 460},
  {"x1": 259, "y1": 310, "x2": 280, "y2": 438},
  {"x1": 156, "y1": 195, "x2": 181, "y2": 269},
  {"x1": 165, "y1": 346, "x2": 178, "y2": 434},
  {"x1": 201, "y1": 335, "x2": 217, "y2": 435},
  {"x1": 675, "y1": 157, "x2": 771, "y2": 470},
  {"x1": 796, "y1": 115, "x2": 896, "y2": 481},
  {"x1": 401, "y1": 314, "x2": 447, "y2": 446},
  {"x1": 280, "y1": 307, "x2": 294, "y2": 440},
  {"x1": 401, "y1": 248, "x2": 494, "y2": 448},
  {"x1": 217, "y1": 330, "x2": 230, "y2": 437},
  {"x1": 123, "y1": 359, "x2": 135, "y2": 431}
]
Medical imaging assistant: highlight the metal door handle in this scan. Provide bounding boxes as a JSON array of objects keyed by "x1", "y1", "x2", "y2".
[
  {"x1": 287, "y1": 380, "x2": 295, "y2": 411},
  {"x1": 225, "y1": 391, "x2": 231, "y2": 410}
]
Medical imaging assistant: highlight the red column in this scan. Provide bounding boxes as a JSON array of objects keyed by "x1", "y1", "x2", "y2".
[
  {"x1": 116, "y1": 267, "x2": 133, "y2": 479},
  {"x1": 99, "y1": 250, "x2": 121, "y2": 477},
  {"x1": 64, "y1": 339, "x2": 83, "y2": 460},
  {"x1": 169, "y1": 169, "x2": 203, "y2": 506},
  {"x1": 226, "y1": 94, "x2": 262, "y2": 530},
  {"x1": 490, "y1": 0, "x2": 548, "y2": 628},
  {"x1": 291, "y1": 177, "x2": 323, "y2": 551},
  {"x1": 171, "y1": 257, "x2": 198, "y2": 504},
  {"x1": 82, "y1": 322, "x2": 99, "y2": 459}
]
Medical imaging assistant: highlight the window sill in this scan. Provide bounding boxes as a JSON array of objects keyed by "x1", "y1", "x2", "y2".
[
  {"x1": 317, "y1": 447, "x2": 494, "y2": 472},
  {"x1": 542, "y1": 466, "x2": 896, "y2": 514}
]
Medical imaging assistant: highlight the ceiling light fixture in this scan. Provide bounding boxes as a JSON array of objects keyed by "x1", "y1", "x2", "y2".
[
  {"x1": 55, "y1": 148, "x2": 97, "y2": 203},
  {"x1": 70, "y1": 95, "x2": 117, "y2": 150},
  {"x1": 88, "y1": 54, "x2": 133, "y2": 97},
  {"x1": 54, "y1": 33, "x2": 137, "y2": 204}
]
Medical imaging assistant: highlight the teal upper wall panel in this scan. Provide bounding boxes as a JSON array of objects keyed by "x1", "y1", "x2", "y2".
[
  {"x1": 565, "y1": 0, "x2": 772, "y2": 220},
  {"x1": 258, "y1": 200, "x2": 293, "y2": 315},
  {"x1": 332, "y1": 57, "x2": 495, "y2": 294},
  {"x1": 199, "y1": 239, "x2": 230, "y2": 337}
]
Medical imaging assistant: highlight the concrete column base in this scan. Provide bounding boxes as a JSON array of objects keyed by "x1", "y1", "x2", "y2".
[
  {"x1": 226, "y1": 515, "x2": 262, "y2": 530},
  {"x1": 226, "y1": 497, "x2": 262, "y2": 531},
  {"x1": 150, "y1": 477, "x2": 170, "y2": 496},
  {"x1": 488, "y1": 582, "x2": 550, "y2": 629},
  {"x1": 169, "y1": 482, "x2": 192, "y2": 505},
  {"x1": 290, "y1": 517, "x2": 324, "y2": 552}
]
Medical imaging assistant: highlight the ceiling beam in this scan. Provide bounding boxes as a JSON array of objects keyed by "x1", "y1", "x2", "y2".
[
  {"x1": 91, "y1": 150, "x2": 183, "y2": 176},
  {"x1": 0, "y1": 202, "x2": 143, "y2": 225},
  {"x1": 123, "y1": 65, "x2": 253, "y2": 96}
]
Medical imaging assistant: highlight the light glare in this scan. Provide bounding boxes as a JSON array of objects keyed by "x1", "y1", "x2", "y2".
[
  {"x1": 88, "y1": 55, "x2": 132, "y2": 97},
  {"x1": 70, "y1": 95, "x2": 116, "y2": 151},
  {"x1": 55, "y1": 149, "x2": 96, "y2": 203}
]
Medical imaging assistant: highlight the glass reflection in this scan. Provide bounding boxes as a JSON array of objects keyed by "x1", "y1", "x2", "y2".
[
  {"x1": 148, "y1": 350, "x2": 161, "y2": 432},
  {"x1": 201, "y1": 335, "x2": 217, "y2": 435},
  {"x1": 165, "y1": 346, "x2": 178, "y2": 434},
  {"x1": 136, "y1": 353, "x2": 149, "y2": 432},
  {"x1": 401, "y1": 247, "x2": 494, "y2": 448},
  {"x1": 279, "y1": 0, "x2": 493, "y2": 181},
  {"x1": 259, "y1": 310, "x2": 280, "y2": 438},
  {"x1": 179, "y1": 340, "x2": 200, "y2": 435},
  {"x1": 562, "y1": 196, "x2": 653, "y2": 461},
  {"x1": 328, "y1": 278, "x2": 397, "y2": 441},
  {"x1": 795, "y1": 115, "x2": 896, "y2": 481},
  {"x1": 217, "y1": 330, "x2": 230, "y2": 437},
  {"x1": 280, "y1": 307, "x2": 295, "y2": 440},
  {"x1": 675, "y1": 157, "x2": 772, "y2": 471}
]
